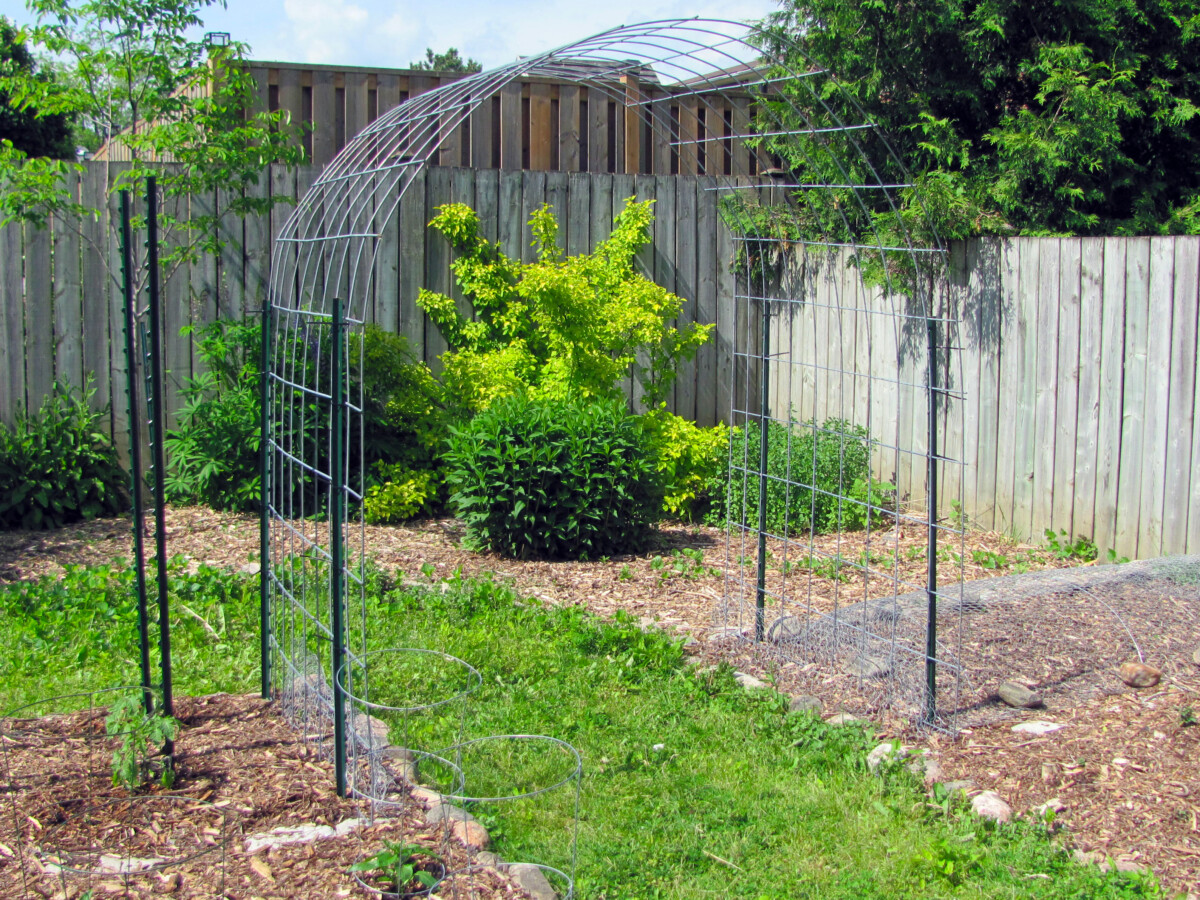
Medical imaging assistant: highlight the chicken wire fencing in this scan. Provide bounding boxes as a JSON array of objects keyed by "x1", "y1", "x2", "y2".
[{"x1": 260, "y1": 15, "x2": 969, "y2": 808}]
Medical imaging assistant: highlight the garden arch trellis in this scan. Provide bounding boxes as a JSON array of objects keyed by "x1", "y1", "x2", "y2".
[{"x1": 262, "y1": 17, "x2": 967, "y2": 797}]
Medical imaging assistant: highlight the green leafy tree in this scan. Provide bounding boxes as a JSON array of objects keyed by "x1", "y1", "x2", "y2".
[
  {"x1": 757, "y1": 0, "x2": 1200, "y2": 237},
  {"x1": 0, "y1": 15, "x2": 74, "y2": 158},
  {"x1": 0, "y1": 0, "x2": 304, "y2": 274},
  {"x1": 409, "y1": 47, "x2": 481, "y2": 74}
]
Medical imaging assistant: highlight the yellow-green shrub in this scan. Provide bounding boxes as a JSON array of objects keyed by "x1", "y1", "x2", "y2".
[
  {"x1": 418, "y1": 198, "x2": 711, "y2": 414},
  {"x1": 639, "y1": 407, "x2": 730, "y2": 520},
  {"x1": 362, "y1": 464, "x2": 440, "y2": 524}
]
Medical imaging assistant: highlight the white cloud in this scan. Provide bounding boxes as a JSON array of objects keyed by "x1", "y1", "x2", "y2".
[{"x1": 280, "y1": 0, "x2": 371, "y2": 64}]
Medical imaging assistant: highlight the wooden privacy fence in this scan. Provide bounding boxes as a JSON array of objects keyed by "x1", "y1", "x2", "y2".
[
  {"x1": 0, "y1": 160, "x2": 735, "y2": 456},
  {"x1": 95, "y1": 60, "x2": 771, "y2": 175},
  {"x1": 771, "y1": 238, "x2": 1200, "y2": 561},
  {"x1": 4, "y1": 159, "x2": 1199, "y2": 561}
]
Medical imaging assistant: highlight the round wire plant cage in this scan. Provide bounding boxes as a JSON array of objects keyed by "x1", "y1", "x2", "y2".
[
  {"x1": 422, "y1": 735, "x2": 583, "y2": 899},
  {"x1": 350, "y1": 846, "x2": 446, "y2": 899},
  {"x1": 336, "y1": 648, "x2": 480, "y2": 808}
]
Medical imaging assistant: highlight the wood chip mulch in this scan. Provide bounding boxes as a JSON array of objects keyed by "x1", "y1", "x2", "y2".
[
  {"x1": 1, "y1": 508, "x2": 1198, "y2": 896},
  {"x1": 0, "y1": 693, "x2": 529, "y2": 900}
]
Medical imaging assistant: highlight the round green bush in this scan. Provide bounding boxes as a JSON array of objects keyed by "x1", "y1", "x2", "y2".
[{"x1": 442, "y1": 395, "x2": 663, "y2": 560}]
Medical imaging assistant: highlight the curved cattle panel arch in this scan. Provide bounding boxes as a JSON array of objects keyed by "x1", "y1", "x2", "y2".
[{"x1": 262, "y1": 17, "x2": 966, "y2": 807}]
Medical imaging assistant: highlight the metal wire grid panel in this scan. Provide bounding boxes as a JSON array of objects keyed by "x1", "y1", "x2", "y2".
[{"x1": 262, "y1": 17, "x2": 966, "y2": 794}]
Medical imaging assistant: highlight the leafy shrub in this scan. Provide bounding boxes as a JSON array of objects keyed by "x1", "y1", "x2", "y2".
[
  {"x1": 363, "y1": 463, "x2": 440, "y2": 524},
  {"x1": 418, "y1": 198, "x2": 711, "y2": 414},
  {"x1": 166, "y1": 319, "x2": 447, "y2": 514},
  {"x1": 0, "y1": 379, "x2": 128, "y2": 530},
  {"x1": 638, "y1": 407, "x2": 730, "y2": 520},
  {"x1": 706, "y1": 416, "x2": 891, "y2": 535},
  {"x1": 166, "y1": 319, "x2": 261, "y2": 511},
  {"x1": 442, "y1": 395, "x2": 663, "y2": 559}
]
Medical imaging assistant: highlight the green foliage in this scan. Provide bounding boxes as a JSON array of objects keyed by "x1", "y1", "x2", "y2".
[
  {"x1": 0, "y1": 16, "x2": 74, "y2": 159},
  {"x1": 0, "y1": 378, "x2": 128, "y2": 530},
  {"x1": 1044, "y1": 528, "x2": 1100, "y2": 562},
  {"x1": 165, "y1": 319, "x2": 261, "y2": 511},
  {"x1": 409, "y1": 47, "x2": 481, "y2": 73},
  {"x1": 166, "y1": 320, "x2": 446, "y2": 514},
  {"x1": 363, "y1": 464, "x2": 439, "y2": 524},
  {"x1": 418, "y1": 198, "x2": 711, "y2": 414},
  {"x1": 638, "y1": 407, "x2": 730, "y2": 520},
  {"x1": 443, "y1": 394, "x2": 663, "y2": 559},
  {"x1": 349, "y1": 325, "x2": 447, "y2": 479},
  {"x1": 350, "y1": 841, "x2": 441, "y2": 894},
  {"x1": 0, "y1": 0, "x2": 303, "y2": 274},
  {"x1": 0, "y1": 559, "x2": 260, "y2": 710},
  {"x1": 756, "y1": 0, "x2": 1200, "y2": 238},
  {"x1": 104, "y1": 692, "x2": 178, "y2": 791},
  {"x1": 706, "y1": 416, "x2": 891, "y2": 535}
]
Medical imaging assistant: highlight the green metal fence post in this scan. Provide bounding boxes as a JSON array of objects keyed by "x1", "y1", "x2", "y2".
[
  {"x1": 119, "y1": 191, "x2": 153, "y2": 714},
  {"x1": 330, "y1": 298, "x2": 347, "y2": 796},
  {"x1": 260, "y1": 297, "x2": 272, "y2": 700}
]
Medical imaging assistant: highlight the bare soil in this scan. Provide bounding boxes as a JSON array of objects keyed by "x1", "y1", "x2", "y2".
[{"x1": 1, "y1": 508, "x2": 1198, "y2": 896}]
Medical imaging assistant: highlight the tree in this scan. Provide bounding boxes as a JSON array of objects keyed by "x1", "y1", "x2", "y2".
[
  {"x1": 0, "y1": 16, "x2": 74, "y2": 159},
  {"x1": 409, "y1": 47, "x2": 481, "y2": 74},
  {"x1": 757, "y1": 0, "x2": 1200, "y2": 237},
  {"x1": 0, "y1": 0, "x2": 303, "y2": 279}
]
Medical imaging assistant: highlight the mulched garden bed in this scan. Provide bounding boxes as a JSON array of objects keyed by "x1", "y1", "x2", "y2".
[{"x1": 0, "y1": 693, "x2": 528, "y2": 900}]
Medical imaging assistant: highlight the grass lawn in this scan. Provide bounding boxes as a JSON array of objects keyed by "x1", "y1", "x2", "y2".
[{"x1": 0, "y1": 560, "x2": 1163, "y2": 899}]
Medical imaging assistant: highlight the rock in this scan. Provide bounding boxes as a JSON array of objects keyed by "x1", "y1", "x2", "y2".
[
  {"x1": 1119, "y1": 661, "x2": 1162, "y2": 688},
  {"x1": 942, "y1": 779, "x2": 974, "y2": 795},
  {"x1": 733, "y1": 671, "x2": 770, "y2": 690},
  {"x1": 475, "y1": 851, "x2": 502, "y2": 868},
  {"x1": 451, "y1": 818, "x2": 490, "y2": 850},
  {"x1": 867, "y1": 742, "x2": 909, "y2": 773},
  {"x1": 409, "y1": 786, "x2": 445, "y2": 808},
  {"x1": 1011, "y1": 721, "x2": 1066, "y2": 735},
  {"x1": 767, "y1": 615, "x2": 804, "y2": 643},
  {"x1": 243, "y1": 818, "x2": 374, "y2": 854},
  {"x1": 788, "y1": 695, "x2": 823, "y2": 715},
  {"x1": 824, "y1": 713, "x2": 863, "y2": 726},
  {"x1": 244, "y1": 823, "x2": 333, "y2": 854},
  {"x1": 426, "y1": 803, "x2": 476, "y2": 826},
  {"x1": 98, "y1": 854, "x2": 164, "y2": 874},
  {"x1": 845, "y1": 654, "x2": 891, "y2": 679},
  {"x1": 1192, "y1": 646, "x2": 1200, "y2": 666},
  {"x1": 1030, "y1": 798, "x2": 1065, "y2": 818},
  {"x1": 238, "y1": 562, "x2": 261, "y2": 576},
  {"x1": 998, "y1": 681, "x2": 1043, "y2": 709},
  {"x1": 157, "y1": 872, "x2": 182, "y2": 893},
  {"x1": 1112, "y1": 859, "x2": 1147, "y2": 874},
  {"x1": 352, "y1": 713, "x2": 390, "y2": 748},
  {"x1": 382, "y1": 745, "x2": 415, "y2": 762},
  {"x1": 507, "y1": 863, "x2": 558, "y2": 900},
  {"x1": 971, "y1": 790, "x2": 1012, "y2": 823},
  {"x1": 1073, "y1": 850, "x2": 1147, "y2": 875},
  {"x1": 908, "y1": 752, "x2": 944, "y2": 785},
  {"x1": 707, "y1": 626, "x2": 744, "y2": 643}
]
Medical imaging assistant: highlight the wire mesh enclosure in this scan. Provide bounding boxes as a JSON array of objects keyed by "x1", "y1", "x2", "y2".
[{"x1": 262, "y1": 16, "x2": 967, "y2": 802}]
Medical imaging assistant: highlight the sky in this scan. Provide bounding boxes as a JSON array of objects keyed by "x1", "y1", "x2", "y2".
[{"x1": 0, "y1": 0, "x2": 779, "y2": 71}]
